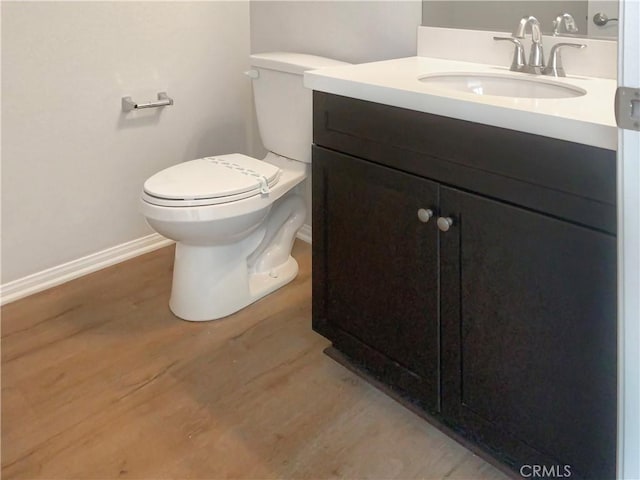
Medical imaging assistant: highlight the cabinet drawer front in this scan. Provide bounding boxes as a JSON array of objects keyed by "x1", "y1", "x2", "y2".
[
  {"x1": 439, "y1": 186, "x2": 617, "y2": 479},
  {"x1": 313, "y1": 92, "x2": 616, "y2": 234}
]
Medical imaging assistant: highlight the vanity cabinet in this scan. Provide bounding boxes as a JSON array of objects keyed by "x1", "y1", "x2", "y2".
[{"x1": 312, "y1": 92, "x2": 617, "y2": 479}]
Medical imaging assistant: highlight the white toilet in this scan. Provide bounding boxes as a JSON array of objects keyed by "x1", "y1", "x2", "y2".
[{"x1": 140, "y1": 52, "x2": 349, "y2": 321}]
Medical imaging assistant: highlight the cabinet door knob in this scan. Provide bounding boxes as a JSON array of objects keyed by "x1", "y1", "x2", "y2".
[
  {"x1": 417, "y1": 208, "x2": 434, "y2": 223},
  {"x1": 437, "y1": 216, "x2": 454, "y2": 232}
]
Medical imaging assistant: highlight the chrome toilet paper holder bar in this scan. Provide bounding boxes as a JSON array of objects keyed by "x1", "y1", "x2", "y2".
[{"x1": 122, "y1": 92, "x2": 173, "y2": 112}]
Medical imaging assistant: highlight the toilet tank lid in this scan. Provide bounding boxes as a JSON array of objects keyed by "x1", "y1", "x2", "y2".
[{"x1": 249, "y1": 52, "x2": 351, "y2": 75}]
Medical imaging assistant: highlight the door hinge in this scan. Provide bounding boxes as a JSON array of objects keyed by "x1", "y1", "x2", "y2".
[{"x1": 615, "y1": 87, "x2": 640, "y2": 131}]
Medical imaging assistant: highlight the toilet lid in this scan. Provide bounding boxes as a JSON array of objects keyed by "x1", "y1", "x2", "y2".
[{"x1": 143, "y1": 154, "x2": 281, "y2": 204}]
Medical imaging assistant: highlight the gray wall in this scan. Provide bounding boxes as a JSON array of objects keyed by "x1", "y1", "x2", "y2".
[
  {"x1": 251, "y1": 1, "x2": 422, "y2": 64},
  {"x1": 2, "y1": 2, "x2": 252, "y2": 283}
]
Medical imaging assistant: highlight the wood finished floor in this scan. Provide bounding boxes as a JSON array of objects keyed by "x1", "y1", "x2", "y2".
[{"x1": 2, "y1": 241, "x2": 508, "y2": 480}]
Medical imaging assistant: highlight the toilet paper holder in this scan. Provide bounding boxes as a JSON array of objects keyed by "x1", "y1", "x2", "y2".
[{"x1": 122, "y1": 92, "x2": 174, "y2": 112}]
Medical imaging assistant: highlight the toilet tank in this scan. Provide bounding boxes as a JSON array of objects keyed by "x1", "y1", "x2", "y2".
[{"x1": 249, "y1": 52, "x2": 350, "y2": 163}]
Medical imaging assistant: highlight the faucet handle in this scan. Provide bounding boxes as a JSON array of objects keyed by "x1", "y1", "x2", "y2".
[
  {"x1": 493, "y1": 36, "x2": 526, "y2": 72},
  {"x1": 543, "y1": 42, "x2": 586, "y2": 77}
]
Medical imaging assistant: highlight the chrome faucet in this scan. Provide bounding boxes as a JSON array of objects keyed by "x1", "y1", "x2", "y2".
[
  {"x1": 494, "y1": 16, "x2": 586, "y2": 77},
  {"x1": 552, "y1": 13, "x2": 579, "y2": 36},
  {"x1": 513, "y1": 15, "x2": 545, "y2": 74}
]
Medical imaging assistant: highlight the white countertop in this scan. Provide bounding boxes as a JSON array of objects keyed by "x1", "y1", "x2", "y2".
[{"x1": 304, "y1": 56, "x2": 618, "y2": 151}]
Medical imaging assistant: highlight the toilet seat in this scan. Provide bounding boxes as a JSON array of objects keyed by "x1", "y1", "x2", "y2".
[{"x1": 143, "y1": 154, "x2": 281, "y2": 207}]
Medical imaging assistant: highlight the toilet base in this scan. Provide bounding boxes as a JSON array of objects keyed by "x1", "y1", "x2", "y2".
[
  {"x1": 169, "y1": 256, "x2": 298, "y2": 322},
  {"x1": 165, "y1": 192, "x2": 306, "y2": 322},
  {"x1": 168, "y1": 239, "x2": 299, "y2": 322},
  {"x1": 248, "y1": 254, "x2": 299, "y2": 305}
]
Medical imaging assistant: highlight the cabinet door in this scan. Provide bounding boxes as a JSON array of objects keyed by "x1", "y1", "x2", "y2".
[
  {"x1": 313, "y1": 146, "x2": 440, "y2": 410},
  {"x1": 440, "y1": 186, "x2": 616, "y2": 479}
]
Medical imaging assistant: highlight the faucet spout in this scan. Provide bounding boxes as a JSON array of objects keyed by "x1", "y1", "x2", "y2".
[
  {"x1": 513, "y1": 15, "x2": 542, "y2": 43},
  {"x1": 513, "y1": 15, "x2": 545, "y2": 73}
]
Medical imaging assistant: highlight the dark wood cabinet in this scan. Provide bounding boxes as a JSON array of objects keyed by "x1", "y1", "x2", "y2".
[
  {"x1": 313, "y1": 147, "x2": 440, "y2": 411},
  {"x1": 312, "y1": 92, "x2": 617, "y2": 479},
  {"x1": 439, "y1": 187, "x2": 617, "y2": 479}
]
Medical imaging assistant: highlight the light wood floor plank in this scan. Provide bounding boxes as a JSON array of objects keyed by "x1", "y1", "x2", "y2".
[{"x1": 2, "y1": 241, "x2": 508, "y2": 479}]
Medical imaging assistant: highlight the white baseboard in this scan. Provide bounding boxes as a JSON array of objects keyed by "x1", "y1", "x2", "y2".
[
  {"x1": 0, "y1": 233, "x2": 174, "y2": 306},
  {"x1": 2, "y1": 226, "x2": 310, "y2": 306},
  {"x1": 296, "y1": 224, "x2": 312, "y2": 244}
]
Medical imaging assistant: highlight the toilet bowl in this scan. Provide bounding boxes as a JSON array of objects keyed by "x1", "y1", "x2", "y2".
[
  {"x1": 140, "y1": 153, "x2": 307, "y2": 321},
  {"x1": 140, "y1": 52, "x2": 349, "y2": 321}
]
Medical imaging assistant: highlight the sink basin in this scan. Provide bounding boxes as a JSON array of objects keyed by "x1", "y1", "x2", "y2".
[{"x1": 418, "y1": 72, "x2": 586, "y2": 99}]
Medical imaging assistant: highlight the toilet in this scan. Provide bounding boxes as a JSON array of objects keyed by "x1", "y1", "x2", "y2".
[{"x1": 140, "y1": 52, "x2": 349, "y2": 321}]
